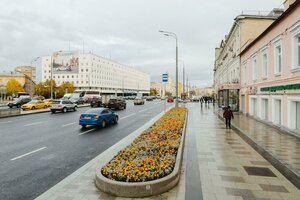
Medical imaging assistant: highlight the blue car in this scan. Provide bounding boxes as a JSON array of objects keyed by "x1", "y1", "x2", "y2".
[{"x1": 79, "y1": 108, "x2": 118, "y2": 128}]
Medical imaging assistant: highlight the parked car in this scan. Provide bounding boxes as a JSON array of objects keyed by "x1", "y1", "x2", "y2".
[
  {"x1": 7, "y1": 97, "x2": 31, "y2": 108},
  {"x1": 146, "y1": 96, "x2": 153, "y2": 101},
  {"x1": 21, "y1": 100, "x2": 47, "y2": 110},
  {"x1": 167, "y1": 97, "x2": 174, "y2": 102},
  {"x1": 79, "y1": 108, "x2": 118, "y2": 128},
  {"x1": 134, "y1": 97, "x2": 145, "y2": 105},
  {"x1": 90, "y1": 97, "x2": 102, "y2": 107},
  {"x1": 50, "y1": 99, "x2": 77, "y2": 113},
  {"x1": 107, "y1": 98, "x2": 126, "y2": 110},
  {"x1": 70, "y1": 97, "x2": 85, "y2": 105}
]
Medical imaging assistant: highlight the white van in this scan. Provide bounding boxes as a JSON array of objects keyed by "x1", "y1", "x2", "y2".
[{"x1": 82, "y1": 91, "x2": 101, "y2": 102}]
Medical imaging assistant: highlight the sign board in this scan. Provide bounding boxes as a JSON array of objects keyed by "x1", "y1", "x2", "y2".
[
  {"x1": 52, "y1": 51, "x2": 79, "y2": 74},
  {"x1": 162, "y1": 73, "x2": 168, "y2": 83}
]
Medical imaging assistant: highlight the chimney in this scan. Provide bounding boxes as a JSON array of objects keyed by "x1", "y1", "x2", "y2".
[{"x1": 283, "y1": 0, "x2": 296, "y2": 11}]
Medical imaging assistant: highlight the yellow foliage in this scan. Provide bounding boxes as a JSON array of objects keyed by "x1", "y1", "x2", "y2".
[{"x1": 6, "y1": 78, "x2": 24, "y2": 95}]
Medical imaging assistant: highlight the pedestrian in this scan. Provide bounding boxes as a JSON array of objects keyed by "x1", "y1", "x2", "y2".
[{"x1": 223, "y1": 106, "x2": 234, "y2": 129}]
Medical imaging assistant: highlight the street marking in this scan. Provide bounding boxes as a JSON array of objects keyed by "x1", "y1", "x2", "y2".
[
  {"x1": 78, "y1": 128, "x2": 96, "y2": 136},
  {"x1": 11, "y1": 147, "x2": 47, "y2": 161},
  {"x1": 120, "y1": 113, "x2": 136, "y2": 120},
  {"x1": 0, "y1": 121, "x2": 12, "y2": 124},
  {"x1": 138, "y1": 108, "x2": 149, "y2": 113},
  {"x1": 24, "y1": 121, "x2": 44, "y2": 126},
  {"x1": 62, "y1": 122, "x2": 76, "y2": 127}
]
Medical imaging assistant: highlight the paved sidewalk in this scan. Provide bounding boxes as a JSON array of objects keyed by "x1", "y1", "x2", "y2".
[
  {"x1": 188, "y1": 103, "x2": 299, "y2": 200},
  {"x1": 215, "y1": 107, "x2": 300, "y2": 188},
  {"x1": 35, "y1": 103, "x2": 300, "y2": 200}
]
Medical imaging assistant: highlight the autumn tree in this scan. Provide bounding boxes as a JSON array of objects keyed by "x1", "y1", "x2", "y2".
[
  {"x1": 6, "y1": 78, "x2": 24, "y2": 95},
  {"x1": 165, "y1": 91, "x2": 172, "y2": 97},
  {"x1": 35, "y1": 79, "x2": 57, "y2": 98},
  {"x1": 150, "y1": 88, "x2": 158, "y2": 96},
  {"x1": 56, "y1": 82, "x2": 75, "y2": 98}
]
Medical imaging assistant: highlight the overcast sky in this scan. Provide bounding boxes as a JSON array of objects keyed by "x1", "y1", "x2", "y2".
[{"x1": 0, "y1": 0, "x2": 283, "y2": 86}]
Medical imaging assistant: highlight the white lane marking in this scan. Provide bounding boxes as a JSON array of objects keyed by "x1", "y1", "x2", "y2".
[
  {"x1": 0, "y1": 121, "x2": 12, "y2": 124},
  {"x1": 138, "y1": 108, "x2": 149, "y2": 113},
  {"x1": 24, "y1": 121, "x2": 44, "y2": 126},
  {"x1": 11, "y1": 147, "x2": 47, "y2": 161},
  {"x1": 62, "y1": 122, "x2": 76, "y2": 127},
  {"x1": 78, "y1": 128, "x2": 96, "y2": 136},
  {"x1": 119, "y1": 113, "x2": 136, "y2": 120}
]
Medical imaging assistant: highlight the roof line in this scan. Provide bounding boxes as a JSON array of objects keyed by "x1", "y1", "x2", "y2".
[{"x1": 240, "y1": 0, "x2": 300, "y2": 55}]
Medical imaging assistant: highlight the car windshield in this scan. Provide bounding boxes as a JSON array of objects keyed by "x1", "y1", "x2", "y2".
[
  {"x1": 85, "y1": 109, "x2": 103, "y2": 114},
  {"x1": 109, "y1": 99, "x2": 117, "y2": 102},
  {"x1": 28, "y1": 100, "x2": 38, "y2": 104}
]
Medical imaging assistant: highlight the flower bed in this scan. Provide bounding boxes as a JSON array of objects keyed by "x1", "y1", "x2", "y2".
[{"x1": 101, "y1": 107, "x2": 187, "y2": 182}]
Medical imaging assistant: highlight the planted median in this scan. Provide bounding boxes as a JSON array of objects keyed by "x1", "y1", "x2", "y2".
[{"x1": 95, "y1": 107, "x2": 187, "y2": 197}]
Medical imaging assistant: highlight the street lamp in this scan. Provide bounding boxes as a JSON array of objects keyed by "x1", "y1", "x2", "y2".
[
  {"x1": 30, "y1": 57, "x2": 40, "y2": 67},
  {"x1": 159, "y1": 30, "x2": 178, "y2": 107},
  {"x1": 178, "y1": 59, "x2": 185, "y2": 100}
]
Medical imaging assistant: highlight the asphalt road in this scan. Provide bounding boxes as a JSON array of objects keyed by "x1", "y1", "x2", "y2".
[{"x1": 0, "y1": 100, "x2": 172, "y2": 200}]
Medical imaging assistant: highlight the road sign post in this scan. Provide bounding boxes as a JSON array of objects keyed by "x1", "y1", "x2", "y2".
[{"x1": 162, "y1": 73, "x2": 168, "y2": 112}]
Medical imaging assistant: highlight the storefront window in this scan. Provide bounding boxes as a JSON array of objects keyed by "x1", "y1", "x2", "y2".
[{"x1": 229, "y1": 89, "x2": 239, "y2": 111}]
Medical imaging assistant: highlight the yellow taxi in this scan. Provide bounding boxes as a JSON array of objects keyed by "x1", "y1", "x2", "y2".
[
  {"x1": 21, "y1": 100, "x2": 47, "y2": 110},
  {"x1": 44, "y1": 99, "x2": 52, "y2": 107}
]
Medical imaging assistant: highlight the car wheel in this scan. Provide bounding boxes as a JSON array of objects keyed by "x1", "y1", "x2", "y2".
[
  {"x1": 81, "y1": 125, "x2": 87, "y2": 129},
  {"x1": 31, "y1": 106, "x2": 35, "y2": 110},
  {"x1": 51, "y1": 110, "x2": 56, "y2": 114},
  {"x1": 74, "y1": 106, "x2": 77, "y2": 111},
  {"x1": 62, "y1": 107, "x2": 67, "y2": 113},
  {"x1": 101, "y1": 120, "x2": 106, "y2": 128},
  {"x1": 114, "y1": 116, "x2": 118, "y2": 124},
  {"x1": 124, "y1": 105, "x2": 126, "y2": 109},
  {"x1": 9, "y1": 105, "x2": 12, "y2": 108},
  {"x1": 17, "y1": 104, "x2": 21, "y2": 108}
]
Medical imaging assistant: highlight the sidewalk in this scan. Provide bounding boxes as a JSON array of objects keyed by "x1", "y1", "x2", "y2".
[
  {"x1": 215, "y1": 107, "x2": 300, "y2": 189},
  {"x1": 35, "y1": 103, "x2": 300, "y2": 200}
]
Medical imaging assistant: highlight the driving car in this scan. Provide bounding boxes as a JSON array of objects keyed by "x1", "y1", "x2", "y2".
[
  {"x1": 146, "y1": 96, "x2": 153, "y2": 101},
  {"x1": 167, "y1": 97, "x2": 174, "y2": 102},
  {"x1": 90, "y1": 96, "x2": 102, "y2": 107},
  {"x1": 21, "y1": 100, "x2": 47, "y2": 110},
  {"x1": 107, "y1": 98, "x2": 126, "y2": 110},
  {"x1": 79, "y1": 108, "x2": 118, "y2": 128},
  {"x1": 7, "y1": 97, "x2": 31, "y2": 108},
  {"x1": 70, "y1": 97, "x2": 85, "y2": 105},
  {"x1": 50, "y1": 99, "x2": 77, "y2": 113},
  {"x1": 44, "y1": 99, "x2": 52, "y2": 107},
  {"x1": 134, "y1": 97, "x2": 145, "y2": 105}
]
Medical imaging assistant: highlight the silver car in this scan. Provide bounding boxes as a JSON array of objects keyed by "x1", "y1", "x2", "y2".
[
  {"x1": 134, "y1": 97, "x2": 145, "y2": 105},
  {"x1": 50, "y1": 99, "x2": 77, "y2": 113}
]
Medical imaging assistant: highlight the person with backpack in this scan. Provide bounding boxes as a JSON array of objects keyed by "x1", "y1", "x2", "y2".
[{"x1": 223, "y1": 106, "x2": 234, "y2": 129}]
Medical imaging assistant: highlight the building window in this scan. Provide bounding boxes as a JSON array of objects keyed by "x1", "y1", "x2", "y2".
[
  {"x1": 252, "y1": 56, "x2": 257, "y2": 81},
  {"x1": 243, "y1": 64, "x2": 247, "y2": 84},
  {"x1": 292, "y1": 34, "x2": 300, "y2": 69},
  {"x1": 274, "y1": 41, "x2": 282, "y2": 74},
  {"x1": 262, "y1": 50, "x2": 268, "y2": 78}
]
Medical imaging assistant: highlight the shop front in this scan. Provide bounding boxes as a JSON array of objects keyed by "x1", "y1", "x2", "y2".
[{"x1": 217, "y1": 84, "x2": 240, "y2": 111}]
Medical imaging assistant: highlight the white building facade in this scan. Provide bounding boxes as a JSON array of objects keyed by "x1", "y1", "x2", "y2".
[{"x1": 42, "y1": 51, "x2": 150, "y2": 95}]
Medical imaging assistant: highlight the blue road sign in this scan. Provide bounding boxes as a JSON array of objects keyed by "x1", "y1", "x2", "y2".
[{"x1": 162, "y1": 73, "x2": 168, "y2": 82}]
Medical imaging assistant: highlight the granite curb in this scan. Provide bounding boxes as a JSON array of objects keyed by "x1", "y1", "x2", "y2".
[
  {"x1": 215, "y1": 111, "x2": 300, "y2": 190},
  {"x1": 95, "y1": 109, "x2": 188, "y2": 198}
]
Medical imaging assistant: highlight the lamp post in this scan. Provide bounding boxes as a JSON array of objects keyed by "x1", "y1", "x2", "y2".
[
  {"x1": 178, "y1": 59, "x2": 185, "y2": 100},
  {"x1": 159, "y1": 30, "x2": 178, "y2": 107}
]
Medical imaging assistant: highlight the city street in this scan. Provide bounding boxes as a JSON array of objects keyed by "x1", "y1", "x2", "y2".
[{"x1": 0, "y1": 100, "x2": 171, "y2": 200}]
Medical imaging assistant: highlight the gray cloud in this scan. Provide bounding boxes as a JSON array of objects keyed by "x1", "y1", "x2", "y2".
[{"x1": 0, "y1": 0, "x2": 283, "y2": 86}]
